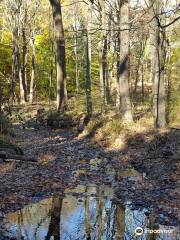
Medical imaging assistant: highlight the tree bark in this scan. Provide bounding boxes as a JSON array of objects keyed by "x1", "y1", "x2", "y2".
[
  {"x1": 10, "y1": 26, "x2": 19, "y2": 105},
  {"x1": 73, "y1": 7, "x2": 80, "y2": 94},
  {"x1": 98, "y1": 0, "x2": 107, "y2": 109},
  {"x1": 149, "y1": 0, "x2": 166, "y2": 128},
  {"x1": 85, "y1": 29, "x2": 93, "y2": 118},
  {"x1": 85, "y1": 3, "x2": 93, "y2": 118},
  {"x1": 19, "y1": 67, "x2": 26, "y2": 104},
  {"x1": 118, "y1": 0, "x2": 133, "y2": 122},
  {"x1": 49, "y1": 0, "x2": 66, "y2": 112},
  {"x1": 29, "y1": 30, "x2": 36, "y2": 104},
  {"x1": 49, "y1": 66, "x2": 53, "y2": 102},
  {"x1": 21, "y1": 27, "x2": 27, "y2": 103},
  {"x1": 21, "y1": 4, "x2": 28, "y2": 103},
  {"x1": 74, "y1": 33, "x2": 79, "y2": 94},
  {"x1": 19, "y1": 1, "x2": 28, "y2": 104},
  {"x1": 115, "y1": 2, "x2": 121, "y2": 109},
  {"x1": 48, "y1": 11, "x2": 54, "y2": 103}
]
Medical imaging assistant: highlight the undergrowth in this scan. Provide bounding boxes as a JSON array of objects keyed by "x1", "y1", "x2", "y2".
[{"x1": 0, "y1": 114, "x2": 12, "y2": 135}]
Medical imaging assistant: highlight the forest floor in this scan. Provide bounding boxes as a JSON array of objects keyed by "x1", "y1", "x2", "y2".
[{"x1": 0, "y1": 104, "x2": 180, "y2": 227}]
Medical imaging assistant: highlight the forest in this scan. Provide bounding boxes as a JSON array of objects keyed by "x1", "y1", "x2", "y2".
[{"x1": 0, "y1": 0, "x2": 180, "y2": 239}]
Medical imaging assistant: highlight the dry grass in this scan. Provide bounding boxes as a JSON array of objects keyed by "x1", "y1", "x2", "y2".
[{"x1": 80, "y1": 110, "x2": 155, "y2": 150}]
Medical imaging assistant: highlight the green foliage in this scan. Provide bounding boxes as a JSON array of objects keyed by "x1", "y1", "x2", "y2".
[
  {"x1": 169, "y1": 88, "x2": 180, "y2": 124},
  {"x1": 35, "y1": 32, "x2": 56, "y2": 100},
  {"x1": 0, "y1": 32, "x2": 12, "y2": 100},
  {"x1": 167, "y1": 27, "x2": 180, "y2": 124}
]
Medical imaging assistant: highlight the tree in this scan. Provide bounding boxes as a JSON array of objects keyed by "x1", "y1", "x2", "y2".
[
  {"x1": 149, "y1": 0, "x2": 167, "y2": 128},
  {"x1": 118, "y1": 0, "x2": 133, "y2": 122},
  {"x1": 29, "y1": 30, "x2": 36, "y2": 104},
  {"x1": 49, "y1": 0, "x2": 66, "y2": 112},
  {"x1": 98, "y1": 0, "x2": 107, "y2": 109},
  {"x1": 85, "y1": 2, "x2": 93, "y2": 118},
  {"x1": 19, "y1": 0, "x2": 28, "y2": 104},
  {"x1": 0, "y1": 0, "x2": 179, "y2": 127},
  {"x1": 4, "y1": 0, "x2": 39, "y2": 105},
  {"x1": 5, "y1": 0, "x2": 21, "y2": 105},
  {"x1": 72, "y1": 0, "x2": 80, "y2": 94}
]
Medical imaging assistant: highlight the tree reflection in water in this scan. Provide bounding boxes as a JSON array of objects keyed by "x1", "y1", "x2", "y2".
[
  {"x1": 116, "y1": 204, "x2": 125, "y2": 240},
  {"x1": 2, "y1": 185, "x2": 180, "y2": 240},
  {"x1": 97, "y1": 187, "x2": 104, "y2": 240},
  {"x1": 85, "y1": 186, "x2": 91, "y2": 240},
  {"x1": 45, "y1": 193, "x2": 62, "y2": 240}
]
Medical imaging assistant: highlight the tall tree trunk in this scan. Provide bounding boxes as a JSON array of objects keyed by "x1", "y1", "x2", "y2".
[
  {"x1": 105, "y1": 13, "x2": 113, "y2": 104},
  {"x1": 19, "y1": 1, "x2": 28, "y2": 104},
  {"x1": 49, "y1": 66, "x2": 53, "y2": 102},
  {"x1": 98, "y1": 0, "x2": 107, "y2": 109},
  {"x1": 166, "y1": 37, "x2": 171, "y2": 124},
  {"x1": 134, "y1": 42, "x2": 143, "y2": 94},
  {"x1": 141, "y1": 62, "x2": 145, "y2": 100},
  {"x1": 49, "y1": 0, "x2": 66, "y2": 112},
  {"x1": 21, "y1": 3, "x2": 28, "y2": 103},
  {"x1": 74, "y1": 32, "x2": 79, "y2": 94},
  {"x1": 48, "y1": 10, "x2": 54, "y2": 103},
  {"x1": 85, "y1": 4, "x2": 93, "y2": 118},
  {"x1": 19, "y1": 67, "x2": 26, "y2": 104},
  {"x1": 73, "y1": 6, "x2": 79, "y2": 94},
  {"x1": 85, "y1": 30, "x2": 93, "y2": 118},
  {"x1": 149, "y1": 0, "x2": 166, "y2": 128},
  {"x1": 134, "y1": 38, "x2": 147, "y2": 98},
  {"x1": 19, "y1": 31, "x2": 27, "y2": 104},
  {"x1": 115, "y1": 1, "x2": 121, "y2": 109},
  {"x1": 106, "y1": 10, "x2": 114, "y2": 103},
  {"x1": 21, "y1": 27, "x2": 27, "y2": 103},
  {"x1": 29, "y1": 30, "x2": 35, "y2": 104},
  {"x1": 10, "y1": 26, "x2": 19, "y2": 105},
  {"x1": 118, "y1": 0, "x2": 133, "y2": 122}
]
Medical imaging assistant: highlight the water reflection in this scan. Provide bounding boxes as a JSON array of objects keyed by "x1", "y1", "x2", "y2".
[
  {"x1": 1, "y1": 185, "x2": 179, "y2": 240},
  {"x1": 45, "y1": 193, "x2": 62, "y2": 240}
]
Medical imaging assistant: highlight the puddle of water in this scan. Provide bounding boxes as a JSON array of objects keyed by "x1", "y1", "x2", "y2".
[
  {"x1": 105, "y1": 164, "x2": 144, "y2": 185},
  {"x1": 1, "y1": 185, "x2": 179, "y2": 240}
]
